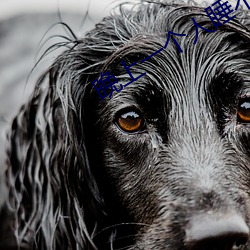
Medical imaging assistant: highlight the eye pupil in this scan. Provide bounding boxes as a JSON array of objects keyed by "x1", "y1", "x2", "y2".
[
  {"x1": 237, "y1": 99, "x2": 250, "y2": 123},
  {"x1": 117, "y1": 110, "x2": 144, "y2": 133}
]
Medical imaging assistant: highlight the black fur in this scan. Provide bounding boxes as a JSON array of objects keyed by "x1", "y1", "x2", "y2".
[{"x1": 2, "y1": 1, "x2": 250, "y2": 249}]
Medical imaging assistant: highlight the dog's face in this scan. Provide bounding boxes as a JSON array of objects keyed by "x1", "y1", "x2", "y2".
[
  {"x1": 85, "y1": 3, "x2": 250, "y2": 250},
  {"x1": 4, "y1": 2, "x2": 250, "y2": 250}
]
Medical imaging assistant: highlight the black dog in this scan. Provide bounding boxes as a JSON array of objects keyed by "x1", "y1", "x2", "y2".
[{"x1": 1, "y1": 0, "x2": 250, "y2": 249}]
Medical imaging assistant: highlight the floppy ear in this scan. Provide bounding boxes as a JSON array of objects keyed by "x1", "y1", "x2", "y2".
[
  {"x1": 1, "y1": 8, "x2": 143, "y2": 248},
  {"x1": 2, "y1": 46, "x2": 106, "y2": 249}
]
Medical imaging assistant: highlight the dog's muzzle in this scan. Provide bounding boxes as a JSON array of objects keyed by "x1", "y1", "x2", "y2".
[{"x1": 185, "y1": 213, "x2": 249, "y2": 250}]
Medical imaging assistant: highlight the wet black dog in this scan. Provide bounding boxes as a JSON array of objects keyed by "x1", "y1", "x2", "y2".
[{"x1": 1, "y1": 1, "x2": 250, "y2": 249}]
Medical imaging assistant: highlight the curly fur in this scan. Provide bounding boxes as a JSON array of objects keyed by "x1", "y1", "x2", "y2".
[{"x1": 2, "y1": 0, "x2": 250, "y2": 249}]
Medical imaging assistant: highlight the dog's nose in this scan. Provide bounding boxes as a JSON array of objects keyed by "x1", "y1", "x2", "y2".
[{"x1": 185, "y1": 213, "x2": 249, "y2": 250}]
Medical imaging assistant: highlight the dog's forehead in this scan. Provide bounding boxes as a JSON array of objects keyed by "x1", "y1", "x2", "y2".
[
  {"x1": 109, "y1": 47, "x2": 250, "y2": 105},
  {"x1": 110, "y1": 7, "x2": 250, "y2": 88},
  {"x1": 104, "y1": 37, "x2": 250, "y2": 106},
  {"x1": 96, "y1": 4, "x2": 250, "y2": 123}
]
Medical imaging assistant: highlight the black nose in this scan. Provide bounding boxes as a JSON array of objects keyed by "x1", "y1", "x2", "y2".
[{"x1": 185, "y1": 213, "x2": 249, "y2": 250}]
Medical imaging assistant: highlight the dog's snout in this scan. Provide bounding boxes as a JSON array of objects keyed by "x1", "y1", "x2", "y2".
[{"x1": 185, "y1": 213, "x2": 249, "y2": 250}]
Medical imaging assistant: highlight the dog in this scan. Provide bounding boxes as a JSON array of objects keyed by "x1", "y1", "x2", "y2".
[{"x1": 1, "y1": 0, "x2": 250, "y2": 249}]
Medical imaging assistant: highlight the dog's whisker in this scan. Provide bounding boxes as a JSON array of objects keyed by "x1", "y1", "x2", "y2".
[{"x1": 93, "y1": 222, "x2": 149, "y2": 238}]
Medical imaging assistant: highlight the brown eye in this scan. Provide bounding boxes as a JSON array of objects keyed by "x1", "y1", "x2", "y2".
[
  {"x1": 116, "y1": 110, "x2": 144, "y2": 133},
  {"x1": 237, "y1": 99, "x2": 250, "y2": 123}
]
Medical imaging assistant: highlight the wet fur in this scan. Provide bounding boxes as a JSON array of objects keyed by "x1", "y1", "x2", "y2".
[{"x1": 2, "y1": 0, "x2": 250, "y2": 249}]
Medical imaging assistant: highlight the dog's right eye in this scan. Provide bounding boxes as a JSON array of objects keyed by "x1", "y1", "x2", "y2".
[
  {"x1": 116, "y1": 110, "x2": 145, "y2": 133},
  {"x1": 237, "y1": 98, "x2": 250, "y2": 123}
]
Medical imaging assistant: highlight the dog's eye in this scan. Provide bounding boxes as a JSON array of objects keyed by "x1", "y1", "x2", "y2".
[
  {"x1": 116, "y1": 110, "x2": 144, "y2": 133},
  {"x1": 237, "y1": 99, "x2": 250, "y2": 123}
]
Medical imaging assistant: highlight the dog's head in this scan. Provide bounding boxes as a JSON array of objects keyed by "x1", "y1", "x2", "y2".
[{"x1": 3, "y1": 1, "x2": 250, "y2": 250}]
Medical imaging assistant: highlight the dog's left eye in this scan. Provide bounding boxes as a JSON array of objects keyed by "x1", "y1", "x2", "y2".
[
  {"x1": 116, "y1": 110, "x2": 145, "y2": 133},
  {"x1": 237, "y1": 99, "x2": 250, "y2": 123}
]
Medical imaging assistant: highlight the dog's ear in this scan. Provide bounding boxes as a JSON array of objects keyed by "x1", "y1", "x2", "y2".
[
  {"x1": 1, "y1": 10, "x2": 139, "y2": 248},
  {"x1": 3, "y1": 48, "x2": 105, "y2": 249}
]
